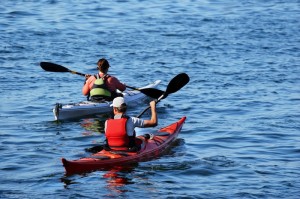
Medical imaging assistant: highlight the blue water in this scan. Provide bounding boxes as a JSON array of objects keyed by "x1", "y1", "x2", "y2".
[{"x1": 1, "y1": 0, "x2": 300, "y2": 198}]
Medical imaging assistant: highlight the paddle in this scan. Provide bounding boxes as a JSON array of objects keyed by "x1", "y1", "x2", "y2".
[
  {"x1": 137, "y1": 73, "x2": 190, "y2": 118},
  {"x1": 40, "y1": 61, "x2": 164, "y2": 99},
  {"x1": 126, "y1": 87, "x2": 164, "y2": 99},
  {"x1": 40, "y1": 62, "x2": 85, "y2": 76}
]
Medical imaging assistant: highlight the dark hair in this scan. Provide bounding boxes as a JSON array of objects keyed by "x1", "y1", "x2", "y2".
[
  {"x1": 97, "y1": 58, "x2": 110, "y2": 71},
  {"x1": 116, "y1": 103, "x2": 127, "y2": 113}
]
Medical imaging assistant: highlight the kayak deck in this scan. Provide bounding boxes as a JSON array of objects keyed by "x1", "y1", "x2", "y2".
[
  {"x1": 62, "y1": 116, "x2": 186, "y2": 175},
  {"x1": 53, "y1": 80, "x2": 161, "y2": 121}
]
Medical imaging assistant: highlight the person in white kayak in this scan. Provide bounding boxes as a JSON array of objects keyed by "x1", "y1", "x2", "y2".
[
  {"x1": 104, "y1": 97, "x2": 157, "y2": 151},
  {"x1": 82, "y1": 58, "x2": 126, "y2": 101}
]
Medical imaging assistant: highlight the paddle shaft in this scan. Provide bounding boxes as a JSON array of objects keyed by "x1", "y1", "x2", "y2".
[
  {"x1": 69, "y1": 70, "x2": 85, "y2": 76},
  {"x1": 126, "y1": 85, "x2": 140, "y2": 90},
  {"x1": 137, "y1": 96, "x2": 163, "y2": 118}
]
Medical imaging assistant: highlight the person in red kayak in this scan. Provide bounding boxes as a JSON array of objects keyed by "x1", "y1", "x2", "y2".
[
  {"x1": 105, "y1": 97, "x2": 157, "y2": 151},
  {"x1": 82, "y1": 58, "x2": 126, "y2": 102}
]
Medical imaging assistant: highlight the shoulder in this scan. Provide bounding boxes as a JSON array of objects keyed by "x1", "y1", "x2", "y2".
[
  {"x1": 106, "y1": 74, "x2": 120, "y2": 81},
  {"x1": 86, "y1": 75, "x2": 96, "y2": 84},
  {"x1": 106, "y1": 75, "x2": 115, "y2": 80},
  {"x1": 88, "y1": 75, "x2": 97, "y2": 80}
]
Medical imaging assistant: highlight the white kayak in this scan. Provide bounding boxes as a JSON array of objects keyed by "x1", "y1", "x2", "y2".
[{"x1": 52, "y1": 80, "x2": 161, "y2": 121}]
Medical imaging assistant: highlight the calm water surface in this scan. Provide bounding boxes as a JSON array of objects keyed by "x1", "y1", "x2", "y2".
[{"x1": 1, "y1": 0, "x2": 299, "y2": 198}]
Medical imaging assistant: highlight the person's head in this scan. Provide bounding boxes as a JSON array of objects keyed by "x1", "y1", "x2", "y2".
[
  {"x1": 97, "y1": 58, "x2": 110, "y2": 73},
  {"x1": 110, "y1": 97, "x2": 127, "y2": 113}
]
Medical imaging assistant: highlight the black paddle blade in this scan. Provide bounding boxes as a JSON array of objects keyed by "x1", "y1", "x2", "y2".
[
  {"x1": 165, "y1": 73, "x2": 190, "y2": 95},
  {"x1": 139, "y1": 88, "x2": 165, "y2": 99},
  {"x1": 40, "y1": 62, "x2": 70, "y2": 72}
]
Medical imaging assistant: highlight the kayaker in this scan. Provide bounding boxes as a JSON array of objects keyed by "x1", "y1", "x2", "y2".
[
  {"x1": 105, "y1": 97, "x2": 157, "y2": 152},
  {"x1": 82, "y1": 58, "x2": 126, "y2": 101}
]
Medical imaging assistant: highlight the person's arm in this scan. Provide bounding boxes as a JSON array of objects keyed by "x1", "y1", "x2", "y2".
[
  {"x1": 143, "y1": 101, "x2": 157, "y2": 127},
  {"x1": 82, "y1": 76, "x2": 94, "y2": 95}
]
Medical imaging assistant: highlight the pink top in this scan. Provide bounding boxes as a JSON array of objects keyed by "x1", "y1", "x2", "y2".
[{"x1": 82, "y1": 73, "x2": 126, "y2": 96}]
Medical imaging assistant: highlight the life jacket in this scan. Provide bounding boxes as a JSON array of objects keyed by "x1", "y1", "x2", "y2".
[
  {"x1": 105, "y1": 116, "x2": 133, "y2": 151},
  {"x1": 90, "y1": 74, "x2": 111, "y2": 100}
]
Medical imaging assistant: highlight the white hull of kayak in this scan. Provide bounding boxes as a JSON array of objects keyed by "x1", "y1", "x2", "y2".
[{"x1": 52, "y1": 80, "x2": 161, "y2": 121}]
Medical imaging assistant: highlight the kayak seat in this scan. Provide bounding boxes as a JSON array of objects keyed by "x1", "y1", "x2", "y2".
[
  {"x1": 104, "y1": 138, "x2": 143, "y2": 153},
  {"x1": 90, "y1": 97, "x2": 110, "y2": 103},
  {"x1": 109, "y1": 151, "x2": 130, "y2": 156},
  {"x1": 90, "y1": 155, "x2": 111, "y2": 160},
  {"x1": 153, "y1": 132, "x2": 170, "y2": 136}
]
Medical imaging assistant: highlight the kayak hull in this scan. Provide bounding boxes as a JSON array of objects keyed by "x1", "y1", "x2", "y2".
[
  {"x1": 62, "y1": 116, "x2": 186, "y2": 175},
  {"x1": 53, "y1": 80, "x2": 161, "y2": 121}
]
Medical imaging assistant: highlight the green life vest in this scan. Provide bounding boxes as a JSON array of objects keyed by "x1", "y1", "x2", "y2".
[{"x1": 90, "y1": 74, "x2": 111, "y2": 99}]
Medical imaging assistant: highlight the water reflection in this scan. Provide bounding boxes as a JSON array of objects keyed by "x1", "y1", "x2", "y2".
[
  {"x1": 80, "y1": 118, "x2": 106, "y2": 134},
  {"x1": 103, "y1": 165, "x2": 136, "y2": 195},
  {"x1": 61, "y1": 164, "x2": 137, "y2": 195}
]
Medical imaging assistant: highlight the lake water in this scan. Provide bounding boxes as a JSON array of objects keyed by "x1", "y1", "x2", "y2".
[{"x1": 1, "y1": 0, "x2": 299, "y2": 198}]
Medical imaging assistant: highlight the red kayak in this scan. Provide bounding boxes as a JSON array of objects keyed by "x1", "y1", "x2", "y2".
[{"x1": 62, "y1": 116, "x2": 186, "y2": 175}]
